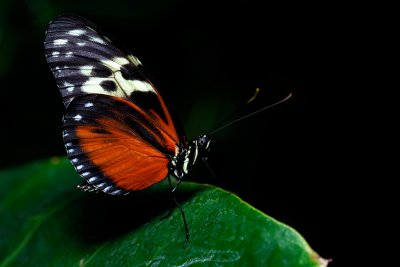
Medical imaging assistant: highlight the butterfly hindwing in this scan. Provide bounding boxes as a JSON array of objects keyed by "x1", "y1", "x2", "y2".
[{"x1": 63, "y1": 94, "x2": 178, "y2": 193}]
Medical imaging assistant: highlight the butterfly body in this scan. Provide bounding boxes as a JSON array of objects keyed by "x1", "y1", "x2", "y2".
[
  {"x1": 45, "y1": 15, "x2": 210, "y2": 195},
  {"x1": 169, "y1": 134, "x2": 211, "y2": 179}
]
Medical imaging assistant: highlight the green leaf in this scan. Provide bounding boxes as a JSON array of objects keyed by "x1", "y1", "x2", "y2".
[{"x1": 0, "y1": 158, "x2": 328, "y2": 266}]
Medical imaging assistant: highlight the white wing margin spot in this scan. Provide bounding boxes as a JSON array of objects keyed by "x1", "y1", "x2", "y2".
[{"x1": 67, "y1": 29, "x2": 86, "y2": 36}]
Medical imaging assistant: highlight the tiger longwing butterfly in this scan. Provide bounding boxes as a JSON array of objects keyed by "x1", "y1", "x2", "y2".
[{"x1": 44, "y1": 15, "x2": 210, "y2": 243}]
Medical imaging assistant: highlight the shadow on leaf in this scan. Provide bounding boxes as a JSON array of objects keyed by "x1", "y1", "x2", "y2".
[{"x1": 62, "y1": 181, "x2": 205, "y2": 244}]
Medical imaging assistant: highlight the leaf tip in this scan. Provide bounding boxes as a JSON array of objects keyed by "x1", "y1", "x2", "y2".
[{"x1": 315, "y1": 254, "x2": 332, "y2": 267}]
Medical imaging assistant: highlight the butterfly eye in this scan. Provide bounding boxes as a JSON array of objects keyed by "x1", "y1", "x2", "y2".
[{"x1": 197, "y1": 135, "x2": 211, "y2": 150}]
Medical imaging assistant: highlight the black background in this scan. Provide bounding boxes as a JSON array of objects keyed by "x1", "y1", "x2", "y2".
[{"x1": 0, "y1": 1, "x2": 380, "y2": 266}]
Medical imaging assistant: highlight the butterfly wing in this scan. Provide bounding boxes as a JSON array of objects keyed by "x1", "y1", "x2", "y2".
[
  {"x1": 44, "y1": 15, "x2": 180, "y2": 144},
  {"x1": 63, "y1": 94, "x2": 179, "y2": 193},
  {"x1": 45, "y1": 15, "x2": 184, "y2": 193}
]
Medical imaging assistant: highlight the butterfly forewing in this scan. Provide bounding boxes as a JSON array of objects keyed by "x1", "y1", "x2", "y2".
[
  {"x1": 45, "y1": 15, "x2": 183, "y2": 194},
  {"x1": 44, "y1": 15, "x2": 178, "y2": 141}
]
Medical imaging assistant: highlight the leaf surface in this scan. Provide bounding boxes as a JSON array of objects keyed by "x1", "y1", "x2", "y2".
[{"x1": 0, "y1": 158, "x2": 328, "y2": 266}]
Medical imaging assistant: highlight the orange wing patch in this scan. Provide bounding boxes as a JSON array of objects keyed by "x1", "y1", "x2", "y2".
[
  {"x1": 113, "y1": 97, "x2": 179, "y2": 155},
  {"x1": 63, "y1": 94, "x2": 181, "y2": 192},
  {"x1": 76, "y1": 122, "x2": 169, "y2": 190}
]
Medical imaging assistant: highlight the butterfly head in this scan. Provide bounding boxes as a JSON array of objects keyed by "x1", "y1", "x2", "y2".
[
  {"x1": 195, "y1": 134, "x2": 211, "y2": 155},
  {"x1": 169, "y1": 134, "x2": 211, "y2": 179}
]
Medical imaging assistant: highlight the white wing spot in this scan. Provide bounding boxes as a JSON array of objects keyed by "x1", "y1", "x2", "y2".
[
  {"x1": 84, "y1": 102, "x2": 94, "y2": 108},
  {"x1": 104, "y1": 186, "x2": 113, "y2": 192},
  {"x1": 76, "y1": 165, "x2": 84, "y2": 170},
  {"x1": 77, "y1": 42, "x2": 86, "y2": 46},
  {"x1": 65, "y1": 51, "x2": 73, "y2": 57},
  {"x1": 113, "y1": 57, "x2": 129, "y2": 65},
  {"x1": 101, "y1": 59, "x2": 122, "y2": 71},
  {"x1": 97, "y1": 182, "x2": 106, "y2": 187},
  {"x1": 73, "y1": 114, "x2": 82, "y2": 121},
  {"x1": 90, "y1": 36, "x2": 106, "y2": 45},
  {"x1": 88, "y1": 177, "x2": 98, "y2": 183},
  {"x1": 80, "y1": 60, "x2": 155, "y2": 96},
  {"x1": 68, "y1": 149, "x2": 75, "y2": 153},
  {"x1": 127, "y1": 54, "x2": 142, "y2": 66},
  {"x1": 72, "y1": 158, "x2": 79, "y2": 163},
  {"x1": 131, "y1": 80, "x2": 154, "y2": 92},
  {"x1": 110, "y1": 190, "x2": 122, "y2": 195},
  {"x1": 63, "y1": 82, "x2": 75, "y2": 92},
  {"x1": 80, "y1": 65, "x2": 93, "y2": 76},
  {"x1": 53, "y1": 39, "x2": 68, "y2": 45},
  {"x1": 82, "y1": 172, "x2": 90, "y2": 177},
  {"x1": 52, "y1": 51, "x2": 60, "y2": 57},
  {"x1": 65, "y1": 142, "x2": 72, "y2": 147},
  {"x1": 68, "y1": 29, "x2": 86, "y2": 36},
  {"x1": 81, "y1": 77, "x2": 120, "y2": 96}
]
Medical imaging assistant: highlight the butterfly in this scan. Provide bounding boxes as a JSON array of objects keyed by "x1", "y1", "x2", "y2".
[
  {"x1": 44, "y1": 15, "x2": 210, "y2": 212},
  {"x1": 44, "y1": 15, "x2": 292, "y2": 246}
]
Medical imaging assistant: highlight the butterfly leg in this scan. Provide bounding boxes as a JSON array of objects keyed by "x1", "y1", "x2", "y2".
[
  {"x1": 161, "y1": 174, "x2": 184, "y2": 214},
  {"x1": 164, "y1": 175, "x2": 189, "y2": 247},
  {"x1": 201, "y1": 157, "x2": 234, "y2": 195},
  {"x1": 171, "y1": 177, "x2": 183, "y2": 193},
  {"x1": 202, "y1": 157, "x2": 217, "y2": 179}
]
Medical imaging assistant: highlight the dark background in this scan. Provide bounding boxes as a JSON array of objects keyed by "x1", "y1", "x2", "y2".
[{"x1": 1, "y1": 1, "x2": 378, "y2": 266}]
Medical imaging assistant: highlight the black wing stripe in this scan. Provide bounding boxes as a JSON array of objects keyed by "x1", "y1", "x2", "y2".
[
  {"x1": 64, "y1": 94, "x2": 172, "y2": 155},
  {"x1": 45, "y1": 15, "x2": 155, "y2": 107}
]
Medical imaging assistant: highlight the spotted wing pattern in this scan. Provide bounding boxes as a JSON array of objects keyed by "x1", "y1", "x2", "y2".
[
  {"x1": 45, "y1": 15, "x2": 182, "y2": 194},
  {"x1": 44, "y1": 15, "x2": 178, "y2": 143}
]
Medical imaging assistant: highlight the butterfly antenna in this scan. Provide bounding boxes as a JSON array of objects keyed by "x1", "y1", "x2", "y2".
[
  {"x1": 209, "y1": 90, "x2": 292, "y2": 135},
  {"x1": 246, "y1": 87, "x2": 261, "y2": 104},
  {"x1": 209, "y1": 88, "x2": 261, "y2": 134}
]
